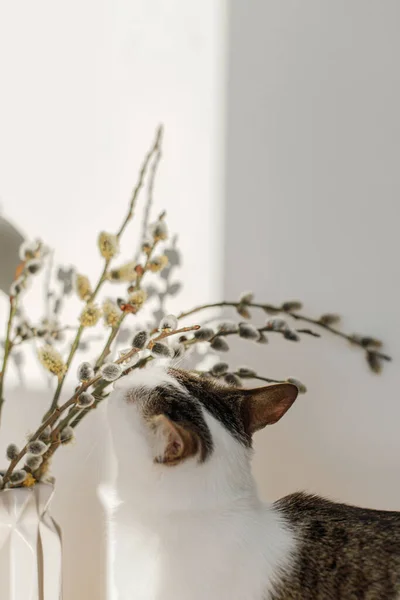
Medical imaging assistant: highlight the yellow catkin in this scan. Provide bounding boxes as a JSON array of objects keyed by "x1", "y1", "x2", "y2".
[
  {"x1": 148, "y1": 255, "x2": 169, "y2": 273},
  {"x1": 22, "y1": 473, "x2": 36, "y2": 487},
  {"x1": 150, "y1": 220, "x2": 168, "y2": 242},
  {"x1": 98, "y1": 232, "x2": 119, "y2": 259},
  {"x1": 75, "y1": 274, "x2": 92, "y2": 301},
  {"x1": 128, "y1": 289, "x2": 147, "y2": 309},
  {"x1": 103, "y1": 299, "x2": 121, "y2": 327},
  {"x1": 108, "y1": 261, "x2": 137, "y2": 282},
  {"x1": 38, "y1": 345, "x2": 66, "y2": 377},
  {"x1": 79, "y1": 304, "x2": 102, "y2": 327}
]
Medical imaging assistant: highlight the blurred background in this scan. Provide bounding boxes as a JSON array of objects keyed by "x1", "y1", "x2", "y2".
[{"x1": 0, "y1": 1, "x2": 399, "y2": 598}]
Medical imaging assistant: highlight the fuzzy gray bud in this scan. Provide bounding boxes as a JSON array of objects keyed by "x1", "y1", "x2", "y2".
[
  {"x1": 27, "y1": 440, "x2": 48, "y2": 456},
  {"x1": 239, "y1": 291, "x2": 254, "y2": 304},
  {"x1": 60, "y1": 426, "x2": 74, "y2": 444},
  {"x1": 257, "y1": 332, "x2": 268, "y2": 344},
  {"x1": 159, "y1": 314, "x2": 178, "y2": 331},
  {"x1": 211, "y1": 362, "x2": 229, "y2": 376},
  {"x1": 6, "y1": 444, "x2": 19, "y2": 461},
  {"x1": 210, "y1": 337, "x2": 230, "y2": 352},
  {"x1": 101, "y1": 362, "x2": 123, "y2": 382},
  {"x1": 132, "y1": 330, "x2": 149, "y2": 349},
  {"x1": 149, "y1": 219, "x2": 168, "y2": 242},
  {"x1": 25, "y1": 454, "x2": 43, "y2": 470},
  {"x1": 39, "y1": 426, "x2": 52, "y2": 442},
  {"x1": 367, "y1": 351, "x2": 382, "y2": 374},
  {"x1": 77, "y1": 392, "x2": 95, "y2": 408},
  {"x1": 266, "y1": 317, "x2": 288, "y2": 331},
  {"x1": 282, "y1": 300, "x2": 303, "y2": 312},
  {"x1": 238, "y1": 323, "x2": 260, "y2": 341},
  {"x1": 171, "y1": 343, "x2": 185, "y2": 359},
  {"x1": 224, "y1": 373, "x2": 242, "y2": 387},
  {"x1": 319, "y1": 313, "x2": 341, "y2": 326},
  {"x1": 77, "y1": 361, "x2": 94, "y2": 382},
  {"x1": 194, "y1": 328, "x2": 215, "y2": 341},
  {"x1": 287, "y1": 377, "x2": 307, "y2": 394},
  {"x1": 25, "y1": 259, "x2": 43, "y2": 275},
  {"x1": 237, "y1": 366, "x2": 257, "y2": 378},
  {"x1": 283, "y1": 329, "x2": 300, "y2": 342},
  {"x1": 358, "y1": 336, "x2": 382, "y2": 349},
  {"x1": 236, "y1": 304, "x2": 251, "y2": 319},
  {"x1": 10, "y1": 470, "x2": 27, "y2": 485},
  {"x1": 217, "y1": 321, "x2": 238, "y2": 334},
  {"x1": 151, "y1": 342, "x2": 173, "y2": 358}
]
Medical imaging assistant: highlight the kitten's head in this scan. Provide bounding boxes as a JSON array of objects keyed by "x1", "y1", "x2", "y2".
[{"x1": 108, "y1": 364, "x2": 298, "y2": 508}]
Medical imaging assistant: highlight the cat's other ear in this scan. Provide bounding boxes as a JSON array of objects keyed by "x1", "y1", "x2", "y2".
[
  {"x1": 242, "y1": 383, "x2": 298, "y2": 434},
  {"x1": 150, "y1": 414, "x2": 199, "y2": 466}
]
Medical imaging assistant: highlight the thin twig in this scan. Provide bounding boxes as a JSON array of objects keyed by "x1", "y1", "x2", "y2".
[
  {"x1": 44, "y1": 250, "x2": 54, "y2": 320},
  {"x1": 196, "y1": 369, "x2": 285, "y2": 385},
  {"x1": 134, "y1": 129, "x2": 163, "y2": 261},
  {"x1": 95, "y1": 317, "x2": 124, "y2": 370},
  {"x1": 48, "y1": 324, "x2": 85, "y2": 413},
  {"x1": 117, "y1": 125, "x2": 163, "y2": 240}
]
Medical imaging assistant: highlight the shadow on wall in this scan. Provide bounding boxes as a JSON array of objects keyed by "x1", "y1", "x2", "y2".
[
  {"x1": 0, "y1": 389, "x2": 108, "y2": 600},
  {"x1": 0, "y1": 214, "x2": 24, "y2": 294}
]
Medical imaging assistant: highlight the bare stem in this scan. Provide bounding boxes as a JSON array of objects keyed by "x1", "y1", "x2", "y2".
[
  {"x1": 49, "y1": 324, "x2": 85, "y2": 412},
  {"x1": 117, "y1": 125, "x2": 163, "y2": 240},
  {"x1": 134, "y1": 128, "x2": 163, "y2": 260},
  {"x1": 95, "y1": 318, "x2": 125, "y2": 369},
  {"x1": 0, "y1": 298, "x2": 18, "y2": 424}
]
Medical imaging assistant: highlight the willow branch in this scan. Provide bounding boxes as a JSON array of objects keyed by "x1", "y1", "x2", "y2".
[
  {"x1": 28, "y1": 324, "x2": 200, "y2": 481},
  {"x1": 95, "y1": 235, "x2": 160, "y2": 370},
  {"x1": 196, "y1": 369, "x2": 285, "y2": 386},
  {"x1": 177, "y1": 301, "x2": 391, "y2": 363},
  {"x1": 46, "y1": 129, "x2": 163, "y2": 412}
]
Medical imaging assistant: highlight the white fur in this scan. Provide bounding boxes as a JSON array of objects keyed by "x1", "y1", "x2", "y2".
[{"x1": 104, "y1": 365, "x2": 296, "y2": 600}]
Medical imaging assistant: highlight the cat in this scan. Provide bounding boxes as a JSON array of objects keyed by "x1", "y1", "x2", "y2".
[{"x1": 105, "y1": 363, "x2": 400, "y2": 600}]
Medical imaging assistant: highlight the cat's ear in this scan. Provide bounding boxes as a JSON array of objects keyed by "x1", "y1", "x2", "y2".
[
  {"x1": 150, "y1": 414, "x2": 199, "y2": 466},
  {"x1": 241, "y1": 383, "x2": 298, "y2": 434}
]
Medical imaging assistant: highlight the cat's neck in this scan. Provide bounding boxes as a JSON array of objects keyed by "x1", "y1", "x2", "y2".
[{"x1": 113, "y1": 465, "x2": 260, "y2": 514}]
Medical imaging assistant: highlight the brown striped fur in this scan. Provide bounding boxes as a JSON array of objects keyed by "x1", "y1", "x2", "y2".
[{"x1": 272, "y1": 492, "x2": 400, "y2": 599}]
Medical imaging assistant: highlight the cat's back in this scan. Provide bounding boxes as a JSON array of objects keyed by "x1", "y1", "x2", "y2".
[{"x1": 271, "y1": 492, "x2": 400, "y2": 600}]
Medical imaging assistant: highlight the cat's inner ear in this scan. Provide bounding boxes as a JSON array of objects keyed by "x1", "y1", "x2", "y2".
[
  {"x1": 150, "y1": 414, "x2": 199, "y2": 466},
  {"x1": 242, "y1": 383, "x2": 298, "y2": 434}
]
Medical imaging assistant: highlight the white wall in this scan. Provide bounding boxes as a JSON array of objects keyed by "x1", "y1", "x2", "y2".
[
  {"x1": 1, "y1": 0, "x2": 400, "y2": 596},
  {"x1": 0, "y1": 1, "x2": 226, "y2": 598},
  {"x1": 225, "y1": 0, "x2": 400, "y2": 510}
]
